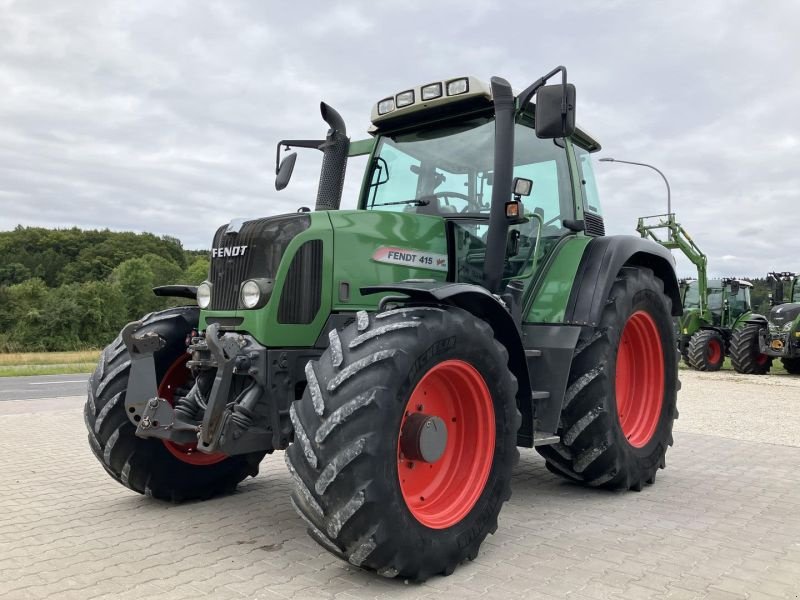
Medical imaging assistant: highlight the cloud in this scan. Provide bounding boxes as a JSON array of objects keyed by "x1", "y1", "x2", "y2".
[{"x1": 0, "y1": 0, "x2": 797, "y2": 279}]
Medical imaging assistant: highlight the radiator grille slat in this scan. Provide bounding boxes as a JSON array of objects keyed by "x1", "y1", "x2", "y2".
[{"x1": 278, "y1": 240, "x2": 323, "y2": 324}]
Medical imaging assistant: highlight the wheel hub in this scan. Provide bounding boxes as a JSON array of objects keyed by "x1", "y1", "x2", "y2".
[{"x1": 400, "y1": 413, "x2": 448, "y2": 463}]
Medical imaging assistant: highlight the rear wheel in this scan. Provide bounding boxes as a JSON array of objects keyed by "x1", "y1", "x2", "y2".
[
  {"x1": 84, "y1": 307, "x2": 265, "y2": 501},
  {"x1": 686, "y1": 329, "x2": 725, "y2": 371},
  {"x1": 782, "y1": 358, "x2": 800, "y2": 375},
  {"x1": 730, "y1": 324, "x2": 772, "y2": 375},
  {"x1": 537, "y1": 266, "x2": 678, "y2": 490},
  {"x1": 286, "y1": 306, "x2": 520, "y2": 580}
]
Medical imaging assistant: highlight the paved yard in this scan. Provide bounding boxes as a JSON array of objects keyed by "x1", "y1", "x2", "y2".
[{"x1": 0, "y1": 371, "x2": 799, "y2": 600}]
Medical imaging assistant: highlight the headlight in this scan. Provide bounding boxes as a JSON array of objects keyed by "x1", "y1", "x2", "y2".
[
  {"x1": 377, "y1": 97, "x2": 395, "y2": 115},
  {"x1": 241, "y1": 280, "x2": 261, "y2": 309},
  {"x1": 395, "y1": 89, "x2": 414, "y2": 108},
  {"x1": 446, "y1": 77, "x2": 469, "y2": 96},
  {"x1": 240, "y1": 278, "x2": 274, "y2": 309},
  {"x1": 784, "y1": 322, "x2": 794, "y2": 332},
  {"x1": 421, "y1": 82, "x2": 443, "y2": 100},
  {"x1": 197, "y1": 281, "x2": 212, "y2": 309}
]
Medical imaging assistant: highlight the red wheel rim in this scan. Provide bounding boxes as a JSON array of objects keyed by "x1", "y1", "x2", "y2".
[
  {"x1": 756, "y1": 353, "x2": 769, "y2": 366},
  {"x1": 615, "y1": 311, "x2": 665, "y2": 448},
  {"x1": 707, "y1": 338, "x2": 722, "y2": 365},
  {"x1": 398, "y1": 360, "x2": 495, "y2": 529},
  {"x1": 158, "y1": 354, "x2": 228, "y2": 466}
]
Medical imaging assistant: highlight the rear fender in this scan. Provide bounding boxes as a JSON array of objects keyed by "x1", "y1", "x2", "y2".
[{"x1": 565, "y1": 236, "x2": 682, "y2": 325}]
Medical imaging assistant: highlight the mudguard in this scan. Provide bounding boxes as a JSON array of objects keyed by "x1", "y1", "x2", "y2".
[
  {"x1": 361, "y1": 281, "x2": 533, "y2": 439},
  {"x1": 153, "y1": 285, "x2": 198, "y2": 300},
  {"x1": 565, "y1": 235, "x2": 682, "y2": 326}
]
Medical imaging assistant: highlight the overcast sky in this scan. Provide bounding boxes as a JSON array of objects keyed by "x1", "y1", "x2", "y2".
[{"x1": 1, "y1": 0, "x2": 798, "y2": 277}]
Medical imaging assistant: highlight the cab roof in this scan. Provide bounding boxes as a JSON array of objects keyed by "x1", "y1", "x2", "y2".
[{"x1": 370, "y1": 75, "x2": 601, "y2": 152}]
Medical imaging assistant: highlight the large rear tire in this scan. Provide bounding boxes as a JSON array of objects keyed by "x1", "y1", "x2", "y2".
[
  {"x1": 781, "y1": 358, "x2": 800, "y2": 375},
  {"x1": 730, "y1": 324, "x2": 772, "y2": 375},
  {"x1": 286, "y1": 306, "x2": 520, "y2": 580},
  {"x1": 84, "y1": 307, "x2": 265, "y2": 501},
  {"x1": 537, "y1": 266, "x2": 678, "y2": 490},
  {"x1": 686, "y1": 329, "x2": 725, "y2": 372}
]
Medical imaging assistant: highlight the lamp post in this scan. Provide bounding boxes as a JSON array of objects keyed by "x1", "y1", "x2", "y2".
[{"x1": 598, "y1": 157, "x2": 672, "y2": 218}]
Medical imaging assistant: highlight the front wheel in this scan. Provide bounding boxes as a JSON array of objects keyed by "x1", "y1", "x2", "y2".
[
  {"x1": 286, "y1": 306, "x2": 520, "y2": 580},
  {"x1": 686, "y1": 329, "x2": 725, "y2": 372},
  {"x1": 730, "y1": 324, "x2": 772, "y2": 374},
  {"x1": 538, "y1": 266, "x2": 679, "y2": 490},
  {"x1": 84, "y1": 307, "x2": 265, "y2": 501}
]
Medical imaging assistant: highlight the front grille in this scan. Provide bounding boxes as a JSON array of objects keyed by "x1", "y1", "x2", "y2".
[
  {"x1": 584, "y1": 212, "x2": 605, "y2": 237},
  {"x1": 278, "y1": 240, "x2": 323, "y2": 324},
  {"x1": 208, "y1": 214, "x2": 310, "y2": 310}
]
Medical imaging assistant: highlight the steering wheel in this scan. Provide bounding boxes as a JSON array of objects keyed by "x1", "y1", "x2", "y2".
[{"x1": 429, "y1": 191, "x2": 471, "y2": 212}]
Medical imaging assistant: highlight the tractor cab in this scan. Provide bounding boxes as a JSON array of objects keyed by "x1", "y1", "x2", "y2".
[
  {"x1": 360, "y1": 85, "x2": 599, "y2": 286},
  {"x1": 711, "y1": 279, "x2": 751, "y2": 326},
  {"x1": 768, "y1": 271, "x2": 799, "y2": 306}
]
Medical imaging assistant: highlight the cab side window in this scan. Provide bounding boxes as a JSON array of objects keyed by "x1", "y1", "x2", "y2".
[{"x1": 574, "y1": 145, "x2": 602, "y2": 215}]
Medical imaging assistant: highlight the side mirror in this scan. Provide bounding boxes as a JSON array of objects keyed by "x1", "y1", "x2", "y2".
[
  {"x1": 535, "y1": 83, "x2": 576, "y2": 139},
  {"x1": 275, "y1": 152, "x2": 297, "y2": 191}
]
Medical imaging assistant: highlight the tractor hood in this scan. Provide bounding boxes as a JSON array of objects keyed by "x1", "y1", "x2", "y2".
[{"x1": 769, "y1": 302, "x2": 800, "y2": 330}]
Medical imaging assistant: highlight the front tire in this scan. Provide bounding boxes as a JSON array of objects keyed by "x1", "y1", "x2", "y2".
[
  {"x1": 537, "y1": 266, "x2": 678, "y2": 490},
  {"x1": 730, "y1": 324, "x2": 772, "y2": 374},
  {"x1": 686, "y1": 329, "x2": 725, "y2": 372},
  {"x1": 286, "y1": 306, "x2": 520, "y2": 580},
  {"x1": 84, "y1": 307, "x2": 265, "y2": 501}
]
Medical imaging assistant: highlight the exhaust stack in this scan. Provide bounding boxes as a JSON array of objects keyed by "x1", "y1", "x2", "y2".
[{"x1": 315, "y1": 103, "x2": 349, "y2": 211}]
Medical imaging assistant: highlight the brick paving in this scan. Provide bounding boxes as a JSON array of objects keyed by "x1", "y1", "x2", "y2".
[{"x1": 1, "y1": 372, "x2": 799, "y2": 599}]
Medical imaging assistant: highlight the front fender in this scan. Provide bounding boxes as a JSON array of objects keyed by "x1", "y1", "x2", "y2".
[{"x1": 362, "y1": 281, "x2": 532, "y2": 441}]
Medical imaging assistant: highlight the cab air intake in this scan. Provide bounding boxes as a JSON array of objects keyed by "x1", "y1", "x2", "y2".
[{"x1": 315, "y1": 103, "x2": 349, "y2": 211}]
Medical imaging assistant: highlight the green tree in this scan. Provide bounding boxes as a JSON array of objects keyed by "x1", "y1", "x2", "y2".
[
  {"x1": 0, "y1": 263, "x2": 31, "y2": 286},
  {"x1": 184, "y1": 257, "x2": 210, "y2": 285},
  {"x1": 142, "y1": 254, "x2": 184, "y2": 287},
  {"x1": 111, "y1": 258, "x2": 157, "y2": 320},
  {"x1": 2, "y1": 278, "x2": 50, "y2": 350}
]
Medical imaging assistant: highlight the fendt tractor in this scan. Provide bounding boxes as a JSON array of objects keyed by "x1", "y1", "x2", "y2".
[
  {"x1": 637, "y1": 214, "x2": 756, "y2": 371},
  {"x1": 85, "y1": 67, "x2": 681, "y2": 580},
  {"x1": 730, "y1": 272, "x2": 800, "y2": 374}
]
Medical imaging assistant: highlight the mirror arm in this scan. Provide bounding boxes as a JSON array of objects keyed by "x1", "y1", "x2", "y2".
[
  {"x1": 274, "y1": 139, "x2": 326, "y2": 174},
  {"x1": 516, "y1": 65, "x2": 568, "y2": 112}
]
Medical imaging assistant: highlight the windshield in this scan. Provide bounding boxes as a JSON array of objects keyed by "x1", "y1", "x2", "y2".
[
  {"x1": 684, "y1": 281, "x2": 701, "y2": 309},
  {"x1": 362, "y1": 117, "x2": 573, "y2": 234},
  {"x1": 728, "y1": 285, "x2": 750, "y2": 316},
  {"x1": 793, "y1": 279, "x2": 800, "y2": 303}
]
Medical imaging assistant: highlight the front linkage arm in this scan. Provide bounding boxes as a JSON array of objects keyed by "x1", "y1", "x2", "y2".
[{"x1": 121, "y1": 320, "x2": 199, "y2": 444}]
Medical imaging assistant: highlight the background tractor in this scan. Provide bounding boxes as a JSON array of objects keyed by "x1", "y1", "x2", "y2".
[
  {"x1": 637, "y1": 214, "x2": 758, "y2": 371},
  {"x1": 84, "y1": 67, "x2": 681, "y2": 580},
  {"x1": 730, "y1": 272, "x2": 800, "y2": 374}
]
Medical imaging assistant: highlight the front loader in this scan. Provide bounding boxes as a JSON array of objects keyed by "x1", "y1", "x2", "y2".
[
  {"x1": 730, "y1": 272, "x2": 800, "y2": 374},
  {"x1": 637, "y1": 214, "x2": 758, "y2": 371},
  {"x1": 85, "y1": 67, "x2": 681, "y2": 580}
]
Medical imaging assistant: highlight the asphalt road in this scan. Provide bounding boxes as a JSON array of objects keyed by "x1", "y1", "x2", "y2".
[{"x1": 0, "y1": 373, "x2": 88, "y2": 401}]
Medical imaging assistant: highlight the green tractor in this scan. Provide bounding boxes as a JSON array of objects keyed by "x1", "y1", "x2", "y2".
[
  {"x1": 637, "y1": 214, "x2": 757, "y2": 371},
  {"x1": 730, "y1": 272, "x2": 800, "y2": 374},
  {"x1": 85, "y1": 68, "x2": 681, "y2": 580}
]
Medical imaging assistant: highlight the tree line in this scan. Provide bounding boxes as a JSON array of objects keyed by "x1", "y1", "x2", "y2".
[
  {"x1": 0, "y1": 226, "x2": 209, "y2": 352},
  {"x1": 0, "y1": 225, "x2": 783, "y2": 353}
]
